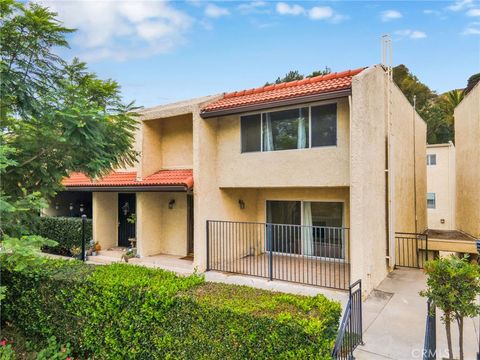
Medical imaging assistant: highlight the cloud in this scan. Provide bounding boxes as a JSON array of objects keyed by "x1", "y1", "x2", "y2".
[
  {"x1": 467, "y1": 8, "x2": 480, "y2": 16},
  {"x1": 462, "y1": 21, "x2": 480, "y2": 34},
  {"x1": 39, "y1": 0, "x2": 192, "y2": 62},
  {"x1": 204, "y1": 3, "x2": 230, "y2": 18},
  {"x1": 463, "y1": 27, "x2": 480, "y2": 34},
  {"x1": 395, "y1": 29, "x2": 427, "y2": 39},
  {"x1": 447, "y1": 0, "x2": 474, "y2": 11},
  {"x1": 276, "y1": 2, "x2": 346, "y2": 22},
  {"x1": 276, "y1": 2, "x2": 305, "y2": 16},
  {"x1": 381, "y1": 10, "x2": 402, "y2": 22},
  {"x1": 309, "y1": 6, "x2": 334, "y2": 20},
  {"x1": 238, "y1": 1, "x2": 269, "y2": 14}
]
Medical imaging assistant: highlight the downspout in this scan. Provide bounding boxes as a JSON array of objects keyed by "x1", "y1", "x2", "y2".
[
  {"x1": 413, "y1": 95, "x2": 418, "y2": 234},
  {"x1": 385, "y1": 66, "x2": 396, "y2": 269}
]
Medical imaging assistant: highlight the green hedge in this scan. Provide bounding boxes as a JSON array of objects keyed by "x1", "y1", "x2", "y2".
[
  {"x1": 1, "y1": 260, "x2": 341, "y2": 359},
  {"x1": 36, "y1": 216, "x2": 93, "y2": 256}
]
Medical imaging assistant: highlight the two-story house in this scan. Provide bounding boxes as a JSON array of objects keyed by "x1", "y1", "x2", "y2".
[{"x1": 53, "y1": 64, "x2": 427, "y2": 294}]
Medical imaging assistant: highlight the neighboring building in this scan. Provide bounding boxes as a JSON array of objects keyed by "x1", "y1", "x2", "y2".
[
  {"x1": 455, "y1": 82, "x2": 480, "y2": 239},
  {"x1": 426, "y1": 142, "x2": 456, "y2": 230},
  {"x1": 53, "y1": 65, "x2": 427, "y2": 295}
]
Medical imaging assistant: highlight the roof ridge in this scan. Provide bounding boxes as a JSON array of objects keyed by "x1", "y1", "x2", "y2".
[{"x1": 223, "y1": 67, "x2": 366, "y2": 100}]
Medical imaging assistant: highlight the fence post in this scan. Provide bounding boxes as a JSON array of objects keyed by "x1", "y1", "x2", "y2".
[
  {"x1": 206, "y1": 220, "x2": 210, "y2": 271},
  {"x1": 267, "y1": 224, "x2": 273, "y2": 281},
  {"x1": 81, "y1": 214, "x2": 87, "y2": 262},
  {"x1": 425, "y1": 234, "x2": 429, "y2": 264}
]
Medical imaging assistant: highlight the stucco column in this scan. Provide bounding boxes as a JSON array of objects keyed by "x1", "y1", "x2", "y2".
[
  {"x1": 192, "y1": 110, "x2": 218, "y2": 272},
  {"x1": 92, "y1": 192, "x2": 118, "y2": 250}
]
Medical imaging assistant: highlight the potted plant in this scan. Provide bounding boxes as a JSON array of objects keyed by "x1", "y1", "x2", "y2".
[
  {"x1": 70, "y1": 246, "x2": 81, "y2": 259},
  {"x1": 121, "y1": 248, "x2": 137, "y2": 263}
]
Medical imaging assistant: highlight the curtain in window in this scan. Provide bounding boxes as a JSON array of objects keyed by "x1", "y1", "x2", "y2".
[
  {"x1": 302, "y1": 202, "x2": 314, "y2": 256},
  {"x1": 297, "y1": 109, "x2": 307, "y2": 149},
  {"x1": 263, "y1": 113, "x2": 274, "y2": 151}
]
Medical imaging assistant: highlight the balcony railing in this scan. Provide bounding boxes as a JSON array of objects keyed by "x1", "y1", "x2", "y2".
[{"x1": 206, "y1": 220, "x2": 350, "y2": 290}]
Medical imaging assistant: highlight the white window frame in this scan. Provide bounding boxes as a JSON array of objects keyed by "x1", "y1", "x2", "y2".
[
  {"x1": 239, "y1": 100, "x2": 339, "y2": 153},
  {"x1": 264, "y1": 199, "x2": 346, "y2": 261}
]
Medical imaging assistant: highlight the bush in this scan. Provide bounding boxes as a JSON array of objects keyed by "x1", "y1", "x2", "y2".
[
  {"x1": 1, "y1": 260, "x2": 341, "y2": 359},
  {"x1": 36, "y1": 216, "x2": 92, "y2": 256}
]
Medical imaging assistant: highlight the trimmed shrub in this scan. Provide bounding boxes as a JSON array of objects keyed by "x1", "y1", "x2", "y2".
[
  {"x1": 36, "y1": 216, "x2": 93, "y2": 256},
  {"x1": 1, "y1": 260, "x2": 341, "y2": 359}
]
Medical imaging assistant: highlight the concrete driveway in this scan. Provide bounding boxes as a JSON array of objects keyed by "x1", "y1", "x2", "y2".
[{"x1": 355, "y1": 268, "x2": 478, "y2": 360}]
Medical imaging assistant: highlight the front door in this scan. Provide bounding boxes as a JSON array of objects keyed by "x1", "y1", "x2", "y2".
[
  {"x1": 118, "y1": 193, "x2": 136, "y2": 247},
  {"x1": 187, "y1": 194, "x2": 194, "y2": 255}
]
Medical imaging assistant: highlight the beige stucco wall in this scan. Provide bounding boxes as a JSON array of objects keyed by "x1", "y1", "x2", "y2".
[
  {"x1": 120, "y1": 120, "x2": 142, "y2": 172},
  {"x1": 215, "y1": 98, "x2": 350, "y2": 188},
  {"x1": 455, "y1": 83, "x2": 480, "y2": 238},
  {"x1": 136, "y1": 192, "x2": 188, "y2": 257},
  {"x1": 391, "y1": 82, "x2": 428, "y2": 234},
  {"x1": 92, "y1": 192, "x2": 118, "y2": 250},
  {"x1": 349, "y1": 65, "x2": 427, "y2": 294},
  {"x1": 140, "y1": 114, "x2": 193, "y2": 178},
  {"x1": 427, "y1": 143, "x2": 456, "y2": 230},
  {"x1": 350, "y1": 66, "x2": 389, "y2": 294}
]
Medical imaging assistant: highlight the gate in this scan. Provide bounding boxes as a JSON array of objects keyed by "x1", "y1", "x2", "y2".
[{"x1": 395, "y1": 232, "x2": 428, "y2": 268}]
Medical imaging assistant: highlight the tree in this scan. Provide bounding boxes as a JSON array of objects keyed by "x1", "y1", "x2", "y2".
[
  {"x1": 465, "y1": 72, "x2": 480, "y2": 94},
  {"x1": 0, "y1": 0, "x2": 139, "y2": 294},
  {"x1": 265, "y1": 67, "x2": 331, "y2": 85},
  {"x1": 393, "y1": 64, "x2": 460, "y2": 144},
  {"x1": 420, "y1": 256, "x2": 480, "y2": 360},
  {"x1": 1, "y1": 0, "x2": 139, "y2": 200}
]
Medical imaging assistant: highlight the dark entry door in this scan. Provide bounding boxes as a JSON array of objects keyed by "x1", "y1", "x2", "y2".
[
  {"x1": 187, "y1": 194, "x2": 194, "y2": 255},
  {"x1": 118, "y1": 193, "x2": 136, "y2": 247}
]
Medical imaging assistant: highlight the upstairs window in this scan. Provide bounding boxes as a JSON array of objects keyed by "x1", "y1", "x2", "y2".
[
  {"x1": 240, "y1": 103, "x2": 337, "y2": 153},
  {"x1": 427, "y1": 154, "x2": 436, "y2": 166}
]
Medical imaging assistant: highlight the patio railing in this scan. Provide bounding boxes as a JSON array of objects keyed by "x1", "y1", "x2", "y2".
[
  {"x1": 206, "y1": 220, "x2": 350, "y2": 290},
  {"x1": 332, "y1": 280, "x2": 363, "y2": 359}
]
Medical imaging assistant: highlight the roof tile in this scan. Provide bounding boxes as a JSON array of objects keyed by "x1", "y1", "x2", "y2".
[
  {"x1": 62, "y1": 169, "x2": 193, "y2": 189},
  {"x1": 201, "y1": 67, "x2": 365, "y2": 113}
]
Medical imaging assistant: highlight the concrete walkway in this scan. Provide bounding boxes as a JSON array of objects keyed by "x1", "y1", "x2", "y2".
[{"x1": 355, "y1": 268, "x2": 478, "y2": 360}]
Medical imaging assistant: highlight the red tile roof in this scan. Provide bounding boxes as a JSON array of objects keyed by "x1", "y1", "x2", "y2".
[
  {"x1": 62, "y1": 169, "x2": 193, "y2": 189},
  {"x1": 201, "y1": 68, "x2": 365, "y2": 114}
]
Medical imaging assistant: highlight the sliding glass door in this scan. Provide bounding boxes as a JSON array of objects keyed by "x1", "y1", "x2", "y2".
[
  {"x1": 266, "y1": 201, "x2": 301, "y2": 254},
  {"x1": 266, "y1": 200, "x2": 344, "y2": 259}
]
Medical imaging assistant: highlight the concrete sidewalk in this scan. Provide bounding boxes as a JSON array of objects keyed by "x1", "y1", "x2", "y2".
[{"x1": 355, "y1": 268, "x2": 478, "y2": 360}]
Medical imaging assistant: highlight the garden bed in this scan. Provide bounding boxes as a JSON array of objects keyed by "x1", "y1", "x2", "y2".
[{"x1": 1, "y1": 259, "x2": 341, "y2": 359}]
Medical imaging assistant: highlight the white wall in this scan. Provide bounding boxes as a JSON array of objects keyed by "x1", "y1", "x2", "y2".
[{"x1": 427, "y1": 143, "x2": 456, "y2": 230}]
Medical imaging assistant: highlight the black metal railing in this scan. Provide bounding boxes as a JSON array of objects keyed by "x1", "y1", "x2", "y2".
[
  {"x1": 206, "y1": 220, "x2": 350, "y2": 290},
  {"x1": 395, "y1": 232, "x2": 428, "y2": 268},
  {"x1": 332, "y1": 280, "x2": 363, "y2": 359},
  {"x1": 423, "y1": 298, "x2": 436, "y2": 360}
]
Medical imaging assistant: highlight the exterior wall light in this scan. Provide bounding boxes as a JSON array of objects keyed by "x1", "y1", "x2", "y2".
[
  {"x1": 168, "y1": 199, "x2": 176, "y2": 209},
  {"x1": 239, "y1": 199, "x2": 245, "y2": 209},
  {"x1": 79, "y1": 203, "x2": 84, "y2": 213},
  {"x1": 55, "y1": 203, "x2": 60, "y2": 210},
  {"x1": 69, "y1": 203, "x2": 74, "y2": 211}
]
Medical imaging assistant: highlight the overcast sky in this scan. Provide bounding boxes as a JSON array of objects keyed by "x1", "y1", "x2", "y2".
[{"x1": 41, "y1": 0, "x2": 480, "y2": 108}]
